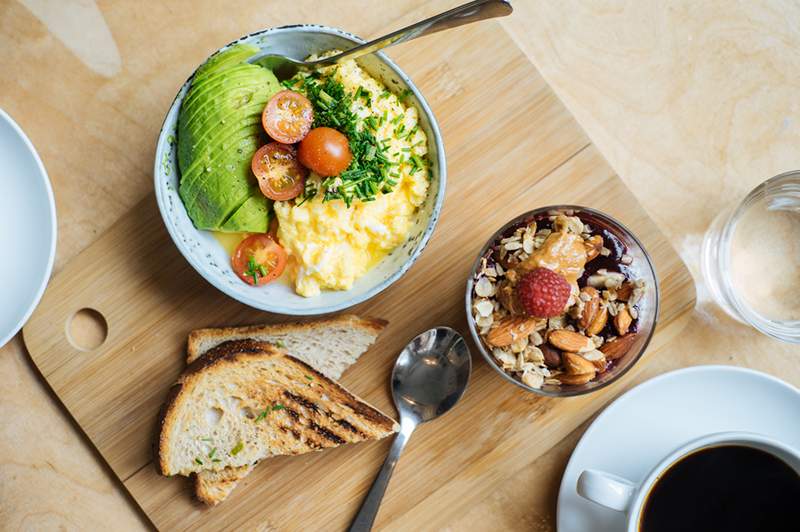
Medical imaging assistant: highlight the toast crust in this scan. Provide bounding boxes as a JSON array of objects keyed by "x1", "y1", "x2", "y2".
[
  {"x1": 186, "y1": 315, "x2": 388, "y2": 363},
  {"x1": 156, "y1": 341, "x2": 397, "y2": 477}
]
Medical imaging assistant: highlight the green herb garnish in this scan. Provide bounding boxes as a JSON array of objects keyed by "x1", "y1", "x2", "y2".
[
  {"x1": 244, "y1": 256, "x2": 260, "y2": 284},
  {"x1": 354, "y1": 86, "x2": 372, "y2": 106},
  {"x1": 195, "y1": 458, "x2": 203, "y2": 465},
  {"x1": 230, "y1": 441, "x2": 244, "y2": 456},
  {"x1": 305, "y1": 375, "x2": 313, "y2": 381},
  {"x1": 297, "y1": 75, "x2": 395, "y2": 206},
  {"x1": 208, "y1": 447, "x2": 217, "y2": 459},
  {"x1": 254, "y1": 402, "x2": 288, "y2": 422}
]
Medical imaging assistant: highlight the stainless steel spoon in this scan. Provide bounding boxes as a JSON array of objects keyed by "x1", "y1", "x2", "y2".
[
  {"x1": 348, "y1": 327, "x2": 472, "y2": 532},
  {"x1": 260, "y1": 0, "x2": 513, "y2": 79}
]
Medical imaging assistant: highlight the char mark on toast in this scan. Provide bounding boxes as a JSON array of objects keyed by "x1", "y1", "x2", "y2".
[{"x1": 308, "y1": 421, "x2": 346, "y2": 445}]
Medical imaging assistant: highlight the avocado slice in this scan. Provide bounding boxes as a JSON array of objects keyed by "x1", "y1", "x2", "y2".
[
  {"x1": 178, "y1": 102, "x2": 265, "y2": 179},
  {"x1": 183, "y1": 63, "x2": 254, "y2": 109},
  {"x1": 193, "y1": 44, "x2": 261, "y2": 83},
  {"x1": 179, "y1": 134, "x2": 260, "y2": 229},
  {"x1": 220, "y1": 194, "x2": 271, "y2": 233},
  {"x1": 177, "y1": 44, "x2": 281, "y2": 231},
  {"x1": 179, "y1": 79, "x2": 267, "y2": 141},
  {"x1": 179, "y1": 123, "x2": 262, "y2": 206},
  {"x1": 180, "y1": 66, "x2": 267, "y2": 126}
]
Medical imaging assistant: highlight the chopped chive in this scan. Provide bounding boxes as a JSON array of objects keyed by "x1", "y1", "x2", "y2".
[
  {"x1": 195, "y1": 458, "x2": 203, "y2": 465},
  {"x1": 318, "y1": 89, "x2": 334, "y2": 106},
  {"x1": 230, "y1": 441, "x2": 244, "y2": 456}
]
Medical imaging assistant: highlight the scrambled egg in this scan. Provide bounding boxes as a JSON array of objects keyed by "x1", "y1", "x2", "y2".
[{"x1": 275, "y1": 59, "x2": 430, "y2": 297}]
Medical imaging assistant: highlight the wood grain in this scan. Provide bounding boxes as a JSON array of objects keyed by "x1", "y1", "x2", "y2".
[
  {"x1": 21, "y1": 18, "x2": 693, "y2": 531},
  {"x1": 3, "y1": 0, "x2": 798, "y2": 529}
]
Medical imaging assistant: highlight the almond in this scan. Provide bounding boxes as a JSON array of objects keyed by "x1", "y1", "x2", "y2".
[
  {"x1": 578, "y1": 287, "x2": 600, "y2": 330},
  {"x1": 563, "y1": 352, "x2": 597, "y2": 375},
  {"x1": 548, "y1": 330, "x2": 594, "y2": 353},
  {"x1": 614, "y1": 307, "x2": 633, "y2": 335},
  {"x1": 540, "y1": 344, "x2": 562, "y2": 368},
  {"x1": 486, "y1": 317, "x2": 540, "y2": 347},
  {"x1": 586, "y1": 305, "x2": 608, "y2": 336},
  {"x1": 599, "y1": 333, "x2": 637, "y2": 360},
  {"x1": 580, "y1": 349, "x2": 608, "y2": 371},
  {"x1": 558, "y1": 372, "x2": 595, "y2": 385},
  {"x1": 615, "y1": 281, "x2": 634, "y2": 302},
  {"x1": 584, "y1": 235, "x2": 604, "y2": 261}
]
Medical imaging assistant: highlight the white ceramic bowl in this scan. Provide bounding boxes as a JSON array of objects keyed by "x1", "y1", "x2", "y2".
[
  {"x1": 0, "y1": 108, "x2": 57, "y2": 348},
  {"x1": 154, "y1": 25, "x2": 445, "y2": 315}
]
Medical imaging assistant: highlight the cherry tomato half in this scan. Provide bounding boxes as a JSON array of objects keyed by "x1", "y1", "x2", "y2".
[
  {"x1": 232, "y1": 234, "x2": 288, "y2": 286},
  {"x1": 251, "y1": 142, "x2": 308, "y2": 201},
  {"x1": 298, "y1": 127, "x2": 352, "y2": 177},
  {"x1": 262, "y1": 90, "x2": 314, "y2": 144}
]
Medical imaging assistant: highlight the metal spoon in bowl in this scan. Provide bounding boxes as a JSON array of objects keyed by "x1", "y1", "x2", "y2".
[
  {"x1": 260, "y1": 0, "x2": 513, "y2": 79},
  {"x1": 348, "y1": 327, "x2": 472, "y2": 532}
]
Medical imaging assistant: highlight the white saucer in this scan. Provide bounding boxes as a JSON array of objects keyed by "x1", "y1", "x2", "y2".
[
  {"x1": 0, "y1": 109, "x2": 56, "y2": 348},
  {"x1": 557, "y1": 365, "x2": 800, "y2": 531}
]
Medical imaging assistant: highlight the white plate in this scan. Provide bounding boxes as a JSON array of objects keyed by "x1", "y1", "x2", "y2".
[
  {"x1": 557, "y1": 365, "x2": 800, "y2": 531},
  {"x1": 0, "y1": 109, "x2": 56, "y2": 348}
]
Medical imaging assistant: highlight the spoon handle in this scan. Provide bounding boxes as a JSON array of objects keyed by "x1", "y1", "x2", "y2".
[
  {"x1": 310, "y1": 0, "x2": 513, "y2": 69},
  {"x1": 348, "y1": 423, "x2": 415, "y2": 532}
]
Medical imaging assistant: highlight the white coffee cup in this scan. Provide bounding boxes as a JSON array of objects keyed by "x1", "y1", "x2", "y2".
[{"x1": 576, "y1": 431, "x2": 800, "y2": 531}]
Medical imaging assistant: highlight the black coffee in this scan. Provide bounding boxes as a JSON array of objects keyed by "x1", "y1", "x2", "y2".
[{"x1": 639, "y1": 444, "x2": 800, "y2": 532}]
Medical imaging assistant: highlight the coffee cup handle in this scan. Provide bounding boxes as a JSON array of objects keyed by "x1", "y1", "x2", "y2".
[{"x1": 577, "y1": 469, "x2": 637, "y2": 512}]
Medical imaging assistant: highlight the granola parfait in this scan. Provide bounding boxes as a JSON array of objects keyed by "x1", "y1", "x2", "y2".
[{"x1": 467, "y1": 207, "x2": 658, "y2": 395}]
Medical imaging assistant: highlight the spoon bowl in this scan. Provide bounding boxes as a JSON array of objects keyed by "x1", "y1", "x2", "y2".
[{"x1": 392, "y1": 327, "x2": 471, "y2": 423}]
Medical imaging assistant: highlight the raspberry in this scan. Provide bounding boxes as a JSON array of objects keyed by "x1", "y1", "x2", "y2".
[{"x1": 516, "y1": 268, "x2": 571, "y2": 318}]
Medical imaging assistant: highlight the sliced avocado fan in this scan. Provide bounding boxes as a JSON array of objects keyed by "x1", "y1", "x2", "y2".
[{"x1": 178, "y1": 44, "x2": 280, "y2": 232}]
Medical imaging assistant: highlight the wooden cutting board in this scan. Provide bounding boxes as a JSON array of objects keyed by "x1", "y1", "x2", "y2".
[{"x1": 23, "y1": 21, "x2": 694, "y2": 531}]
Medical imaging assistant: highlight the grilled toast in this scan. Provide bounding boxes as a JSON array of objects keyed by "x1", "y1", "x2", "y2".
[
  {"x1": 157, "y1": 340, "x2": 397, "y2": 480},
  {"x1": 187, "y1": 316, "x2": 386, "y2": 504}
]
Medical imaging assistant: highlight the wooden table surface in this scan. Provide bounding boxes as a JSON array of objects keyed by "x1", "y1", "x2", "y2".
[{"x1": 1, "y1": 1, "x2": 798, "y2": 530}]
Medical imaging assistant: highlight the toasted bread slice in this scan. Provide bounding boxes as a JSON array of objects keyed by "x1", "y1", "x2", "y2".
[
  {"x1": 157, "y1": 340, "x2": 397, "y2": 478},
  {"x1": 186, "y1": 315, "x2": 387, "y2": 380},
  {"x1": 192, "y1": 464, "x2": 253, "y2": 505},
  {"x1": 188, "y1": 316, "x2": 386, "y2": 504}
]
